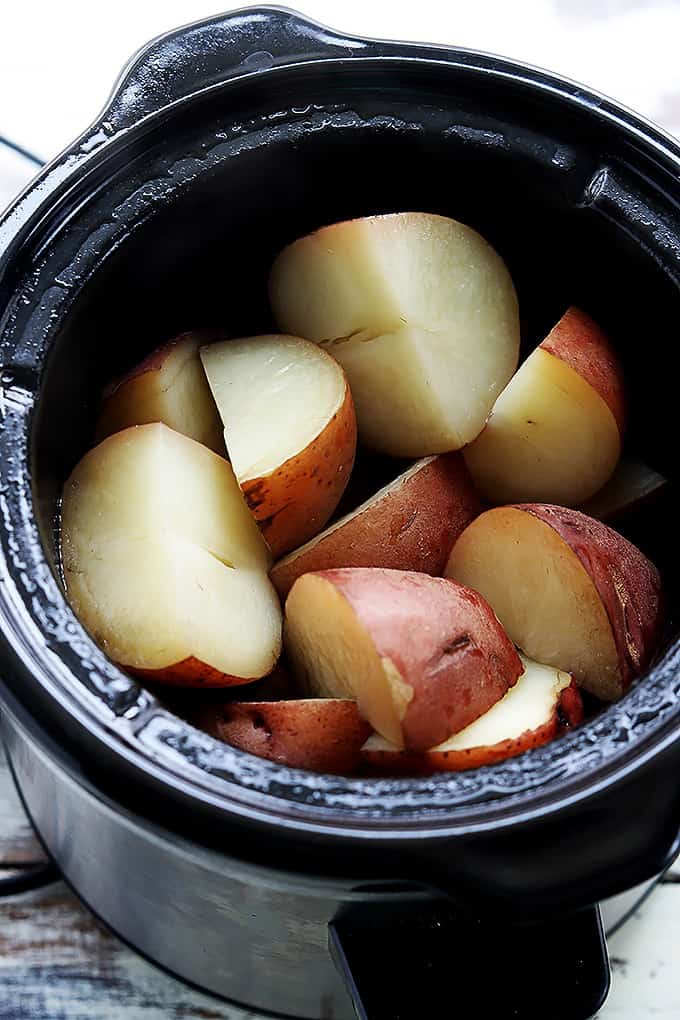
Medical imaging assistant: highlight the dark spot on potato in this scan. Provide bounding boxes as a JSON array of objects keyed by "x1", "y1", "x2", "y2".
[
  {"x1": 392, "y1": 508, "x2": 418, "y2": 538},
  {"x1": 442, "y1": 634, "x2": 472, "y2": 654},
  {"x1": 245, "y1": 481, "x2": 267, "y2": 510},
  {"x1": 258, "y1": 498, "x2": 295, "y2": 532}
]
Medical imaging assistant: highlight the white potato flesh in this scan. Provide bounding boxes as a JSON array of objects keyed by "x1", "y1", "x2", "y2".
[
  {"x1": 446, "y1": 506, "x2": 619, "y2": 693},
  {"x1": 96, "y1": 335, "x2": 224, "y2": 454},
  {"x1": 463, "y1": 348, "x2": 621, "y2": 505},
  {"x1": 363, "y1": 656, "x2": 571, "y2": 753},
  {"x1": 200, "y1": 335, "x2": 345, "y2": 481},
  {"x1": 284, "y1": 573, "x2": 406, "y2": 747},
  {"x1": 62, "y1": 423, "x2": 281, "y2": 676},
  {"x1": 270, "y1": 212, "x2": 520, "y2": 455},
  {"x1": 432, "y1": 656, "x2": 570, "y2": 750}
]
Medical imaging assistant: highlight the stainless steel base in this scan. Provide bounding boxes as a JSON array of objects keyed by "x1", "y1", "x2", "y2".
[
  {"x1": 1, "y1": 711, "x2": 658, "y2": 1018},
  {"x1": 2, "y1": 712, "x2": 362, "y2": 1019}
]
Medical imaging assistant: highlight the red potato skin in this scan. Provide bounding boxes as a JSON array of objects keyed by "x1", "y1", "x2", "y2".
[
  {"x1": 99, "y1": 329, "x2": 225, "y2": 402},
  {"x1": 102, "y1": 333, "x2": 189, "y2": 399},
  {"x1": 362, "y1": 679, "x2": 584, "y2": 776},
  {"x1": 541, "y1": 307, "x2": 626, "y2": 433},
  {"x1": 270, "y1": 453, "x2": 481, "y2": 598},
  {"x1": 127, "y1": 656, "x2": 266, "y2": 688},
  {"x1": 517, "y1": 504, "x2": 663, "y2": 689},
  {"x1": 243, "y1": 383, "x2": 357, "y2": 558},
  {"x1": 95, "y1": 329, "x2": 227, "y2": 452},
  {"x1": 322, "y1": 568, "x2": 523, "y2": 751},
  {"x1": 194, "y1": 699, "x2": 372, "y2": 774}
]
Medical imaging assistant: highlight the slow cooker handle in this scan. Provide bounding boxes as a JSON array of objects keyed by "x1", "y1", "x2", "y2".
[
  {"x1": 329, "y1": 900, "x2": 611, "y2": 1020},
  {"x1": 103, "y1": 6, "x2": 380, "y2": 134}
]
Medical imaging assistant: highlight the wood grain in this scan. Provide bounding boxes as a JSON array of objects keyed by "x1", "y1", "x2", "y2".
[
  {"x1": 597, "y1": 884, "x2": 680, "y2": 1017},
  {"x1": 0, "y1": 884, "x2": 259, "y2": 1020}
]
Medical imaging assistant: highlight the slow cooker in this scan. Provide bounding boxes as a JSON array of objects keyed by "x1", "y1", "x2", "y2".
[{"x1": 2, "y1": 8, "x2": 680, "y2": 1018}]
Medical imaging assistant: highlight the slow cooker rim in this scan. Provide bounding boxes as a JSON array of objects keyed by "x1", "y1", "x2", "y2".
[
  {"x1": 1, "y1": 10, "x2": 680, "y2": 841},
  {"x1": 4, "y1": 8, "x2": 680, "y2": 272}
]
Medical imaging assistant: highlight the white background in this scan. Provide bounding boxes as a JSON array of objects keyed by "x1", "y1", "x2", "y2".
[{"x1": 2, "y1": 2, "x2": 680, "y2": 1017}]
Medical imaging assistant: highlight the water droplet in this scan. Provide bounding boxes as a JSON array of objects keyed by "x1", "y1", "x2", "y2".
[{"x1": 241, "y1": 50, "x2": 274, "y2": 70}]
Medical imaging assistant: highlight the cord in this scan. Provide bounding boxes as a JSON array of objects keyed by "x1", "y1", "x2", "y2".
[
  {"x1": 0, "y1": 861, "x2": 59, "y2": 897},
  {"x1": 0, "y1": 134, "x2": 43, "y2": 168}
]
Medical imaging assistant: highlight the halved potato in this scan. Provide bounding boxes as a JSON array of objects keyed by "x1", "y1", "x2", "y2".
[
  {"x1": 270, "y1": 453, "x2": 480, "y2": 598},
  {"x1": 270, "y1": 212, "x2": 520, "y2": 456},
  {"x1": 446, "y1": 504, "x2": 663, "y2": 701},
  {"x1": 362, "y1": 656, "x2": 583, "y2": 774},
  {"x1": 62, "y1": 423, "x2": 282, "y2": 685},
  {"x1": 201, "y1": 334, "x2": 356, "y2": 557},
  {"x1": 194, "y1": 698, "x2": 372, "y2": 774},
  {"x1": 95, "y1": 331, "x2": 224, "y2": 454},
  {"x1": 284, "y1": 567, "x2": 522, "y2": 751},
  {"x1": 464, "y1": 308, "x2": 625, "y2": 506}
]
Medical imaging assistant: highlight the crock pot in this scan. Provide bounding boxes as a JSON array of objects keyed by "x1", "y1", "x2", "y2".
[{"x1": 2, "y1": 8, "x2": 680, "y2": 1018}]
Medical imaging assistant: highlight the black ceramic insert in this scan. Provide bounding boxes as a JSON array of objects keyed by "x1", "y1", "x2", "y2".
[{"x1": 1, "y1": 8, "x2": 680, "y2": 915}]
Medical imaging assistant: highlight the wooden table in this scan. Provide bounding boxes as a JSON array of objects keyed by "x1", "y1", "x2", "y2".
[{"x1": 1, "y1": 744, "x2": 678, "y2": 1018}]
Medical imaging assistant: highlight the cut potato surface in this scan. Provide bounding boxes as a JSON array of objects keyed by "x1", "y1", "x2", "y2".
[
  {"x1": 541, "y1": 306, "x2": 625, "y2": 433},
  {"x1": 270, "y1": 452, "x2": 480, "y2": 598},
  {"x1": 464, "y1": 307, "x2": 625, "y2": 507},
  {"x1": 195, "y1": 698, "x2": 372, "y2": 774},
  {"x1": 464, "y1": 347, "x2": 621, "y2": 505},
  {"x1": 270, "y1": 212, "x2": 520, "y2": 456},
  {"x1": 432, "y1": 656, "x2": 572, "y2": 751},
  {"x1": 96, "y1": 332, "x2": 224, "y2": 454},
  {"x1": 362, "y1": 656, "x2": 583, "y2": 774},
  {"x1": 62, "y1": 423, "x2": 281, "y2": 684},
  {"x1": 284, "y1": 568, "x2": 522, "y2": 751},
  {"x1": 201, "y1": 334, "x2": 347, "y2": 480},
  {"x1": 201, "y1": 334, "x2": 356, "y2": 557},
  {"x1": 446, "y1": 504, "x2": 662, "y2": 701}
]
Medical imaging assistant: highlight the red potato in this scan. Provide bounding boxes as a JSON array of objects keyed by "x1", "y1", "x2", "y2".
[
  {"x1": 270, "y1": 452, "x2": 481, "y2": 598},
  {"x1": 362, "y1": 657, "x2": 583, "y2": 775},
  {"x1": 446, "y1": 504, "x2": 663, "y2": 701},
  {"x1": 200, "y1": 334, "x2": 356, "y2": 557},
  {"x1": 95, "y1": 332, "x2": 225, "y2": 454},
  {"x1": 541, "y1": 307, "x2": 625, "y2": 431},
  {"x1": 270, "y1": 212, "x2": 520, "y2": 457},
  {"x1": 464, "y1": 307, "x2": 625, "y2": 506},
  {"x1": 194, "y1": 699, "x2": 372, "y2": 774},
  {"x1": 284, "y1": 568, "x2": 522, "y2": 751},
  {"x1": 62, "y1": 423, "x2": 282, "y2": 686}
]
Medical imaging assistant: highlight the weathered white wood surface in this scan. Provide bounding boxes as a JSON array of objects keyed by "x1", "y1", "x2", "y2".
[
  {"x1": 603, "y1": 887, "x2": 680, "y2": 1018},
  {"x1": 1, "y1": 743, "x2": 679, "y2": 1018}
]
